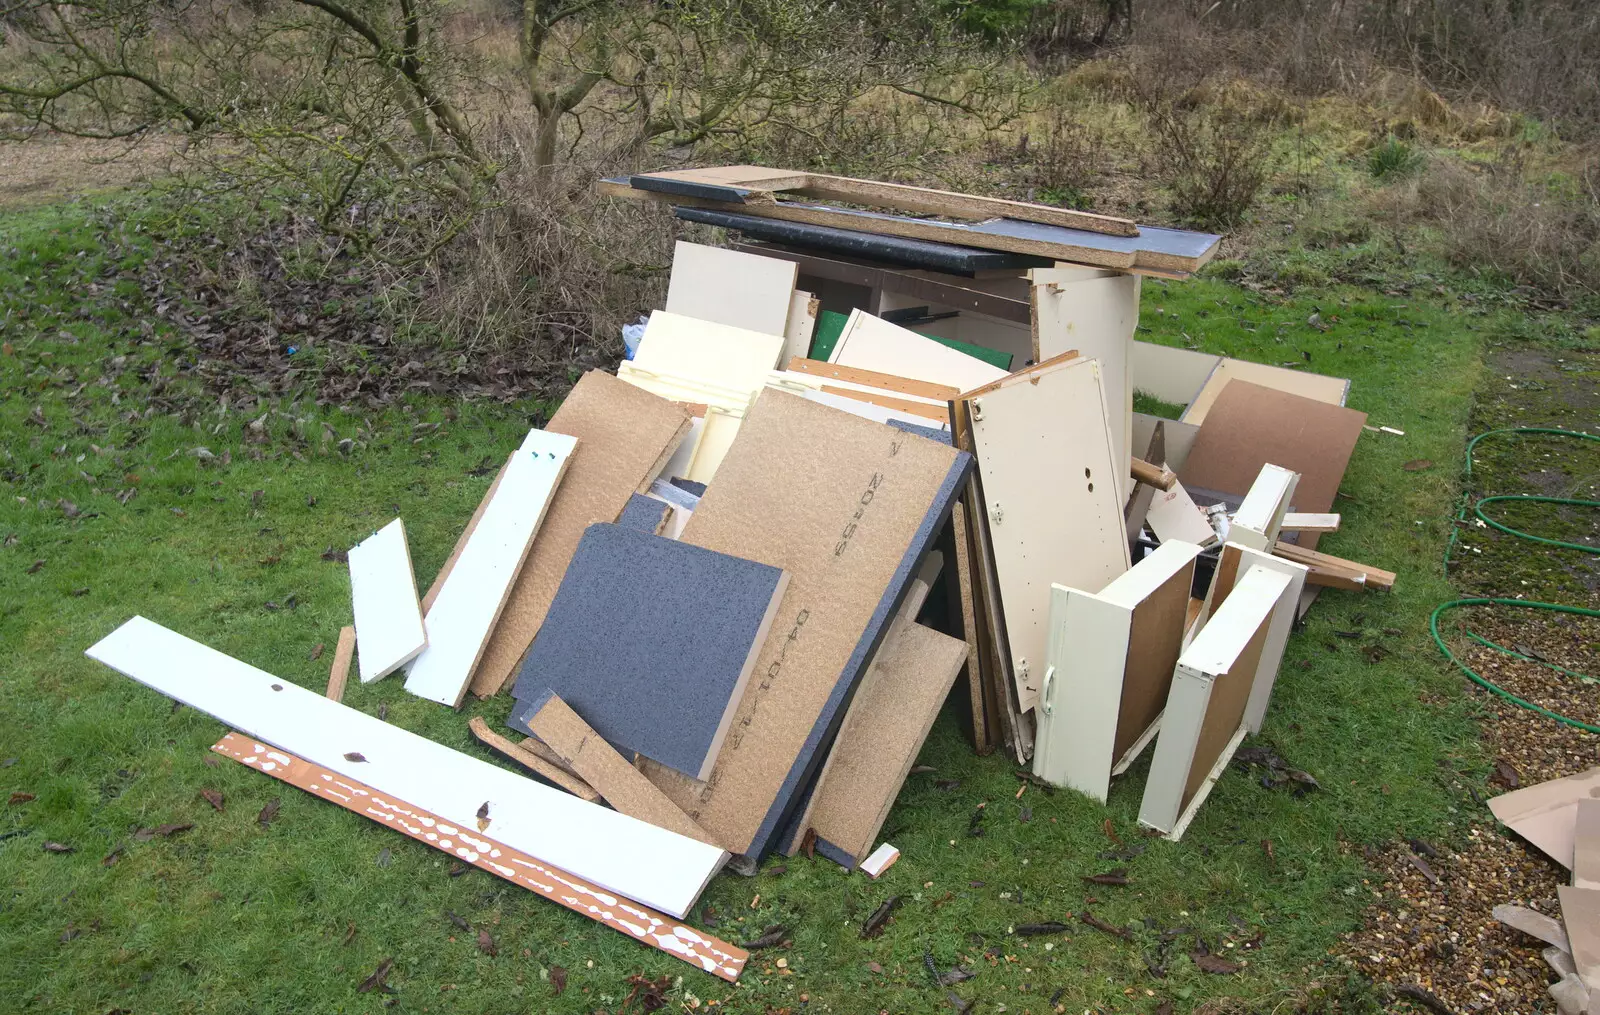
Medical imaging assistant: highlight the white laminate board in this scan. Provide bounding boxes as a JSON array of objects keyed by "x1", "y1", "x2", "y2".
[
  {"x1": 1230, "y1": 464, "x2": 1299, "y2": 551},
  {"x1": 1131, "y1": 341, "x2": 1220, "y2": 407},
  {"x1": 1195, "y1": 543, "x2": 1309, "y2": 733},
  {"x1": 1033, "y1": 584, "x2": 1129, "y2": 799},
  {"x1": 348, "y1": 518, "x2": 427, "y2": 683},
  {"x1": 767, "y1": 382, "x2": 950, "y2": 433},
  {"x1": 968, "y1": 356, "x2": 1130, "y2": 712},
  {"x1": 1032, "y1": 273, "x2": 1140, "y2": 503},
  {"x1": 1181, "y1": 358, "x2": 1351, "y2": 426},
  {"x1": 665, "y1": 241, "x2": 798, "y2": 338},
  {"x1": 1145, "y1": 479, "x2": 1217, "y2": 547},
  {"x1": 85, "y1": 616, "x2": 727, "y2": 918},
  {"x1": 830, "y1": 309, "x2": 1009, "y2": 393},
  {"x1": 782, "y1": 290, "x2": 818, "y2": 364},
  {"x1": 405, "y1": 431, "x2": 575, "y2": 707},
  {"x1": 1138, "y1": 565, "x2": 1291, "y2": 838},
  {"x1": 633, "y1": 310, "x2": 787, "y2": 393}
]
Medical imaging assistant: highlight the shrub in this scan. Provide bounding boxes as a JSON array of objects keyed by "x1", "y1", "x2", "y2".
[
  {"x1": 1148, "y1": 104, "x2": 1277, "y2": 228},
  {"x1": 1369, "y1": 137, "x2": 1423, "y2": 179}
]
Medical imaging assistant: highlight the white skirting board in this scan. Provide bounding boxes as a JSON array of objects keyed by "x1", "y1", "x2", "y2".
[
  {"x1": 85, "y1": 616, "x2": 728, "y2": 919},
  {"x1": 1193, "y1": 542, "x2": 1309, "y2": 733},
  {"x1": 1032, "y1": 539, "x2": 1203, "y2": 802},
  {"x1": 405, "y1": 430, "x2": 576, "y2": 707},
  {"x1": 1138, "y1": 564, "x2": 1291, "y2": 839},
  {"x1": 347, "y1": 518, "x2": 427, "y2": 683}
]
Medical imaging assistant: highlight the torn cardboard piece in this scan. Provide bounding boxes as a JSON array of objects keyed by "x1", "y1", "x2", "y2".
[{"x1": 1488, "y1": 767, "x2": 1600, "y2": 869}]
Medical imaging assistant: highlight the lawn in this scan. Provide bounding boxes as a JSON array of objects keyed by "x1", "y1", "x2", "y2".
[{"x1": 0, "y1": 194, "x2": 1498, "y2": 1014}]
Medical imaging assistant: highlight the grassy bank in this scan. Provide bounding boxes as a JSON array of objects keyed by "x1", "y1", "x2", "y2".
[{"x1": 0, "y1": 192, "x2": 1505, "y2": 1014}]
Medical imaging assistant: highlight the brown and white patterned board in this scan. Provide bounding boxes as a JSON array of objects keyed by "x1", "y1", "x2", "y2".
[{"x1": 211, "y1": 732, "x2": 747, "y2": 982}]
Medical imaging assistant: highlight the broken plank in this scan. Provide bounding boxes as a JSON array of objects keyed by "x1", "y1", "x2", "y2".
[
  {"x1": 467, "y1": 716, "x2": 600, "y2": 803},
  {"x1": 1280, "y1": 512, "x2": 1340, "y2": 534},
  {"x1": 210, "y1": 732, "x2": 746, "y2": 981},
  {"x1": 1270, "y1": 541, "x2": 1395, "y2": 591},
  {"x1": 326, "y1": 625, "x2": 356, "y2": 703},
  {"x1": 406, "y1": 430, "x2": 576, "y2": 707},
  {"x1": 520, "y1": 690, "x2": 714, "y2": 845}
]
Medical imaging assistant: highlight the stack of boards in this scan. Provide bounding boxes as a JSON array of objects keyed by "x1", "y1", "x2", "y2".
[{"x1": 82, "y1": 172, "x2": 1392, "y2": 981}]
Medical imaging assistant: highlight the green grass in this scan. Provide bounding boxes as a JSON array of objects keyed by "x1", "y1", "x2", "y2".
[{"x1": 0, "y1": 194, "x2": 1508, "y2": 1014}]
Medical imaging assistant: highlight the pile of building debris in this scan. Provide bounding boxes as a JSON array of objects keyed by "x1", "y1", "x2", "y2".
[{"x1": 83, "y1": 166, "x2": 1397, "y2": 982}]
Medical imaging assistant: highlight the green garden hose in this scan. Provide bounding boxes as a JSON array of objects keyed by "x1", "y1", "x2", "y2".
[{"x1": 1431, "y1": 428, "x2": 1600, "y2": 733}]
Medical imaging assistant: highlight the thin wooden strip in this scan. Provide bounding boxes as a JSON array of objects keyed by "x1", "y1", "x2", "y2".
[
  {"x1": 407, "y1": 431, "x2": 577, "y2": 707},
  {"x1": 1271, "y1": 541, "x2": 1396, "y2": 590},
  {"x1": 785, "y1": 357, "x2": 961, "y2": 402},
  {"x1": 520, "y1": 691, "x2": 715, "y2": 845},
  {"x1": 348, "y1": 518, "x2": 427, "y2": 683},
  {"x1": 1280, "y1": 512, "x2": 1340, "y2": 533},
  {"x1": 818, "y1": 385, "x2": 951, "y2": 422},
  {"x1": 468, "y1": 716, "x2": 600, "y2": 803},
  {"x1": 949, "y1": 502, "x2": 993, "y2": 755},
  {"x1": 326, "y1": 625, "x2": 356, "y2": 703},
  {"x1": 210, "y1": 732, "x2": 746, "y2": 982},
  {"x1": 86, "y1": 617, "x2": 726, "y2": 918}
]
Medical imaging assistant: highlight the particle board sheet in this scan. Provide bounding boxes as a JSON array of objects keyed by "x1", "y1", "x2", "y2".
[
  {"x1": 776, "y1": 572, "x2": 935, "y2": 857},
  {"x1": 665, "y1": 241, "x2": 798, "y2": 338},
  {"x1": 829, "y1": 309, "x2": 1009, "y2": 393},
  {"x1": 469, "y1": 371, "x2": 693, "y2": 698},
  {"x1": 949, "y1": 501, "x2": 993, "y2": 755},
  {"x1": 804, "y1": 620, "x2": 967, "y2": 868},
  {"x1": 1031, "y1": 540, "x2": 1200, "y2": 801},
  {"x1": 1138, "y1": 566, "x2": 1290, "y2": 839},
  {"x1": 966, "y1": 354, "x2": 1131, "y2": 712},
  {"x1": 1032, "y1": 272, "x2": 1140, "y2": 502},
  {"x1": 520, "y1": 690, "x2": 714, "y2": 844},
  {"x1": 209, "y1": 733, "x2": 745, "y2": 981},
  {"x1": 86, "y1": 617, "x2": 728, "y2": 919},
  {"x1": 636, "y1": 389, "x2": 972, "y2": 858},
  {"x1": 1196, "y1": 543, "x2": 1308, "y2": 733},
  {"x1": 347, "y1": 518, "x2": 427, "y2": 683},
  {"x1": 1489, "y1": 768, "x2": 1600, "y2": 869},
  {"x1": 1181, "y1": 358, "x2": 1351, "y2": 427},
  {"x1": 509, "y1": 523, "x2": 788, "y2": 783},
  {"x1": 1179, "y1": 381, "x2": 1367, "y2": 554},
  {"x1": 633, "y1": 310, "x2": 787, "y2": 394},
  {"x1": 406, "y1": 431, "x2": 576, "y2": 707}
]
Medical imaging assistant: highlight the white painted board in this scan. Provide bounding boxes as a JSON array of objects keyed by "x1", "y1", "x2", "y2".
[
  {"x1": 1230, "y1": 464, "x2": 1300, "y2": 551},
  {"x1": 1194, "y1": 543, "x2": 1309, "y2": 733},
  {"x1": 1032, "y1": 273, "x2": 1140, "y2": 503},
  {"x1": 830, "y1": 309, "x2": 1008, "y2": 393},
  {"x1": 633, "y1": 311, "x2": 786, "y2": 394},
  {"x1": 348, "y1": 518, "x2": 427, "y2": 683},
  {"x1": 1181, "y1": 358, "x2": 1351, "y2": 426},
  {"x1": 85, "y1": 617, "x2": 727, "y2": 918},
  {"x1": 782, "y1": 290, "x2": 818, "y2": 364},
  {"x1": 665, "y1": 241, "x2": 798, "y2": 338},
  {"x1": 405, "y1": 430, "x2": 576, "y2": 707},
  {"x1": 1131, "y1": 341, "x2": 1220, "y2": 407},
  {"x1": 968, "y1": 355, "x2": 1130, "y2": 712},
  {"x1": 1139, "y1": 565, "x2": 1291, "y2": 838},
  {"x1": 1145, "y1": 479, "x2": 1217, "y2": 547}
]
